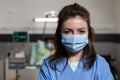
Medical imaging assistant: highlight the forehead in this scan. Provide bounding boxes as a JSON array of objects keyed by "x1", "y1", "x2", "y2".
[{"x1": 62, "y1": 16, "x2": 88, "y2": 29}]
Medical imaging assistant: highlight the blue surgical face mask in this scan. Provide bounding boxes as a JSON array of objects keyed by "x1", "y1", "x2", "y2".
[
  {"x1": 47, "y1": 43, "x2": 54, "y2": 49},
  {"x1": 61, "y1": 34, "x2": 89, "y2": 53}
]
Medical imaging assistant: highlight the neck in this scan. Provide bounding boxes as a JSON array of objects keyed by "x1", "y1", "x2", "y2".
[{"x1": 68, "y1": 50, "x2": 83, "y2": 62}]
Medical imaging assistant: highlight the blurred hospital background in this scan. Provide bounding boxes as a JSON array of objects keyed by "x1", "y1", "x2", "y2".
[{"x1": 0, "y1": 0, "x2": 120, "y2": 80}]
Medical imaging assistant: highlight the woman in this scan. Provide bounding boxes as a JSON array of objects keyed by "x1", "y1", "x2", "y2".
[{"x1": 38, "y1": 3, "x2": 114, "y2": 80}]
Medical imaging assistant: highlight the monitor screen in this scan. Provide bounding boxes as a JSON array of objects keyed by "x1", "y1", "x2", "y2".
[{"x1": 13, "y1": 32, "x2": 28, "y2": 42}]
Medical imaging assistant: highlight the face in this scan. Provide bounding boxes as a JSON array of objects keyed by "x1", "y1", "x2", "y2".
[
  {"x1": 47, "y1": 39, "x2": 54, "y2": 44},
  {"x1": 61, "y1": 16, "x2": 88, "y2": 35},
  {"x1": 46, "y1": 39, "x2": 54, "y2": 50}
]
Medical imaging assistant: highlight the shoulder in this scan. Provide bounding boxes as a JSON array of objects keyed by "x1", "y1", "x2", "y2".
[
  {"x1": 95, "y1": 54, "x2": 111, "y2": 74},
  {"x1": 42, "y1": 56, "x2": 50, "y2": 66},
  {"x1": 96, "y1": 54, "x2": 109, "y2": 66},
  {"x1": 40, "y1": 56, "x2": 51, "y2": 73},
  {"x1": 38, "y1": 56, "x2": 53, "y2": 80},
  {"x1": 41, "y1": 56, "x2": 67, "y2": 71},
  {"x1": 95, "y1": 54, "x2": 111, "y2": 73},
  {"x1": 94, "y1": 55, "x2": 114, "y2": 80}
]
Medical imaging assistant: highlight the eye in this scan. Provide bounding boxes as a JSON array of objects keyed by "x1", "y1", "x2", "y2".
[
  {"x1": 64, "y1": 30, "x2": 71, "y2": 34},
  {"x1": 79, "y1": 30, "x2": 86, "y2": 34}
]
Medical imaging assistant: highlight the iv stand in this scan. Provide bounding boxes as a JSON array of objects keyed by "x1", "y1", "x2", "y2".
[{"x1": 42, "y1": 15, "x2": 48, "y2": 40}]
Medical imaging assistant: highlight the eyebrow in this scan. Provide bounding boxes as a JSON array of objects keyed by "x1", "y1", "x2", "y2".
[
  {"x1": 78, "y1": 27, "x2": 86, "y2": 30},
  {"x1": 64, "y1": 27, "x2": 86, "y2": 30},
  {"x1": 63, "y1": 28, "x2": 72, "y2": 31}
]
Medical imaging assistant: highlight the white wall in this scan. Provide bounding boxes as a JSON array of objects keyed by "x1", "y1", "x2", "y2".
[
  {"x1": 0, "y1": 0, "x2": 115, "y2": 34},
  {"x1": 115, "y1": 0, "x2": 120, "y2": 77},
  {"x1": 115, "y1": 0, "x2": 120, "y2": 33}
]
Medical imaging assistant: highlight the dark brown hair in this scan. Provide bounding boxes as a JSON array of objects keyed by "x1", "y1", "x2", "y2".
[{"x1": 49, "y1": 3, "x2": 96, "y2": 70}]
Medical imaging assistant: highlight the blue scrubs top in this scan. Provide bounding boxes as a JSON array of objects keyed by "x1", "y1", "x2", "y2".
[{"x1": 38, "y1": 55, "x2": 114, "y2": 80}]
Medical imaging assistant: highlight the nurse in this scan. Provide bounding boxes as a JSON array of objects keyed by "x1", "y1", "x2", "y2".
[{"x1": 38, "y1": 3, "x2": 114, "y2": 80}]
